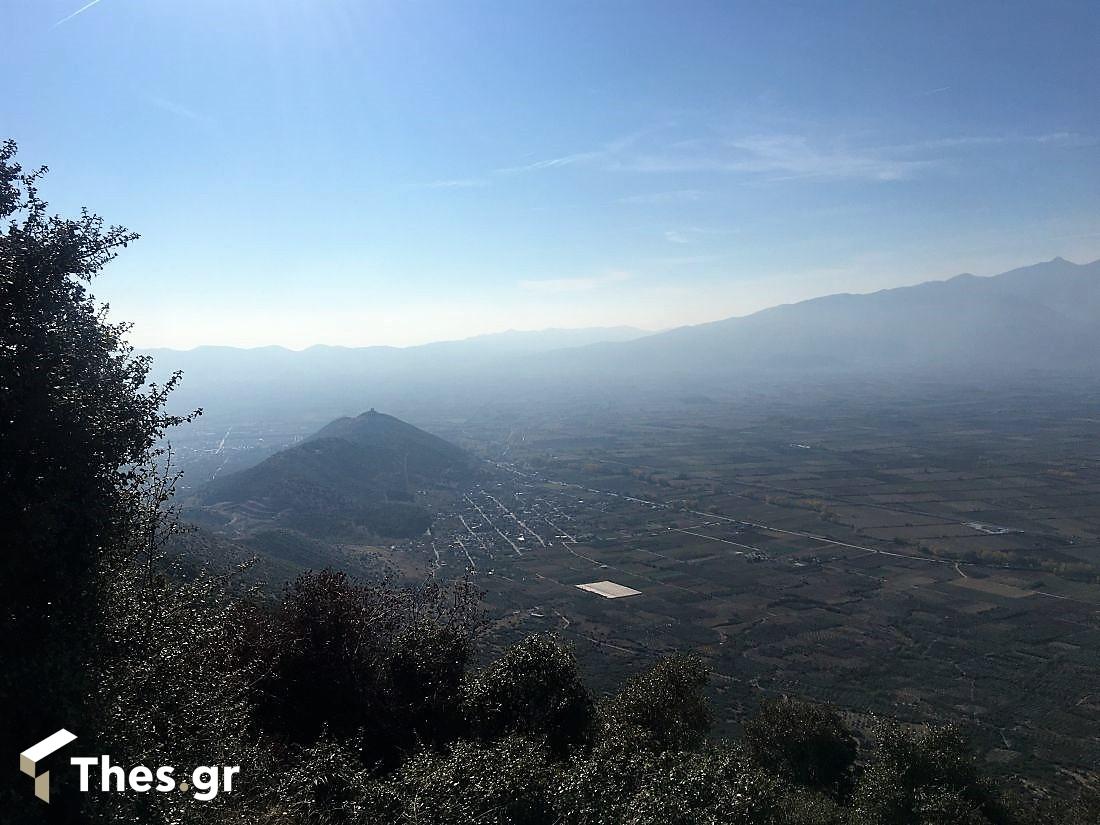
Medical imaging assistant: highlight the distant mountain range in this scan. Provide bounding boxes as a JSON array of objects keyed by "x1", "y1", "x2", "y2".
[
  {"x1": 148, "y1": 258, "x2": 1100, "y2": 425},
  {"x1": 192, "y1": 410, "x2": 475, "y2": 545},
  {"x1": 570, "y1": 257, "x2": 1100, "y2": 374},
  {"x1": 145, "y1": 326, "x2": 653, "y2": 423},
  {"x1": 144, "y1": 325, "x2": 649, "y2": 388}
]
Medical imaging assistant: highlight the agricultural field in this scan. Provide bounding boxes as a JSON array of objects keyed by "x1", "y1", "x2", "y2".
[
  {"x1": 412, "y1": 382, "x2": 1100, "y2": 791},
  {"x1": 167, "y1": 379, "x2": 1100, "y2": 791}
]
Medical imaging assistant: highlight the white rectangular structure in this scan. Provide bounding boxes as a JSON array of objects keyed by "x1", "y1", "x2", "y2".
[{"x1": 575, "y1": 580, "x2": 641, "y2": 599}]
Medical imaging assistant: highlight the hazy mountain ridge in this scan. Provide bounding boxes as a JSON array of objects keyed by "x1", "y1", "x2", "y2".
[
  {"x1": 580, "y1": 257, "x2": 1100, "y2": 373},
  {"x1": 144, "y1": 326, "x2": 650, "y2": 372},
  {"x1": 149, "y1": 259, "x2": 1100, "y2": 426},
  {"x1": 146, "y1": 326, "x2": 654, "y2": 422}
]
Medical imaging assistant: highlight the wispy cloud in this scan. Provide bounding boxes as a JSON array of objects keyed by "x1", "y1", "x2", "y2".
[
  {"x1": 53, "y1": 0, "x2": 105, "y2": 28},
  {"x1": 147, "y1": 96, "x2": 208, "y2": 123},
  {"x1": 500, "y1": 129, "x2": 927, "y2": 182},
  {"x1": 455, "y1": 122, "x2": 1065, "y2": 190},
  {"x1": 894, "y1": 132, "x2": 1094, "y2": 153},
  {"x1": 619, "y1": 189, "x2": 704, "y2": 204},
  {"x1": 664, "y1": 226, "x2": 734, "y2": 245},
  {"x1": 519, "y1": 271, "x2": 631, "y2": 294},
  {"x1": 501, "y1": 127, "x2": 1093, "y2": 186},
  {"x1": 646, "y1": 253, "x2": 724, "y2": 267},
  {"x1": 409, "y1": 178, "x2": 489, "y2": 189},
  {"x1": 622, "y1": 135, "x2": 929, "y2": 181},
  {"x1": 498, "y1": 150, "x2": 604, "y2": 174},
  {"x1": 497, "y1": 126, "x2": 665, "y2": 175}
]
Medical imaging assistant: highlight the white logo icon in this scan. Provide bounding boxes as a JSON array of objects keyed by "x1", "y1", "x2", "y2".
[{"x1": 20, "y1": 729, "x2": 78, "y2": 803}]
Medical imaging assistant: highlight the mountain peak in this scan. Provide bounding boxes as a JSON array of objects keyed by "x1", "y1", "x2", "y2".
[{"x1": 195, "y1": 411, "x2": 474, "y2": 541}]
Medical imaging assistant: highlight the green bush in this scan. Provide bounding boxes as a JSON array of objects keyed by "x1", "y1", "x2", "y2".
[
  {"x1": 743, "y1": 696, "x2": 858, "y2": 799},
  {"x1": 462, "y1": 633, "x2": 594, "y2": 756}
]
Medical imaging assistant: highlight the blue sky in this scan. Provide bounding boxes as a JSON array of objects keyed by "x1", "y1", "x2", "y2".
[{"x1": 4, "y1": 0, "x2": 1099, "y2": 348}]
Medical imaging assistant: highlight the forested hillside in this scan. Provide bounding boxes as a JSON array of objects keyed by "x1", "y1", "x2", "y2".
[{"x1": 195, "y1": 408, "x2": 473, "y2": 540}]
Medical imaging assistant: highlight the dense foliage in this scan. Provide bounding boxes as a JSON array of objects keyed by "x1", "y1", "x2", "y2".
[
  {"x1": 0, "y1": 138, "x2": 193, "y2": 821},
  {"x1": 2, "y1": 140, "x2": 1097, "y2": 824},
  {"x1": 249, "y1": 569, "x2": 478, "y2": 767},
  {"x1": 744, "y1": 696, "x2": 859, "y2": 800}
]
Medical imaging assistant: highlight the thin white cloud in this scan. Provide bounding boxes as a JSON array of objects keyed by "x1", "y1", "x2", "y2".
[
  {"x1": 623, "y1": 135, "x2": 928, "y2": 181},
  {"x1": 497, "y1": 149, "x2": 603, "y2": 174},
  {"x1": 894, "y1": 132, "x2": 1094, "y2": 153},
  {"x1": 1032, "y1": 132, "x2": 1094, "y2": 146},
  {"x1": 497, "y1": 125, "x2": 666, "y2": 175},
  {"x1": 664, "y1": 226, "x2": 734, "y2": 245},
  {"x1": 647, "y1": 253, "x2": 724, "y2": 266},
  {"x1": 737, "y1": 135, "x2": 919, "y2": 181},
  {"x1": 410, "y1": 178, "x2": 489, "y2": 189},
  {"x1": 148, "y1": 96, "x2": 207, "y2": 123},
  {"x1": 501, "y1": 130, "x2": 927, "y2": 182},
  {"x1": 53, "y1": 0, "x2": 105, "y2": 27},
  {"x1": 502, "y1": 127, "x2": 1093, "y2": 185},
  {"x1": 619, "y1": 189, "x2": 704, "y2": 204},
  {"x1": 518, "y1": 271, "x2": 631, "y2": 294}
]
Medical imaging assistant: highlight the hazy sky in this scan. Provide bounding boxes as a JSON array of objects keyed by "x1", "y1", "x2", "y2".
[{"x1": 4, "y1": 1, "x2": 1099, "y2": 348}]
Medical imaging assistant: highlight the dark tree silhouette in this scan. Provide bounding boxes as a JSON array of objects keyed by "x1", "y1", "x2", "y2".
[
  {"x1": 249, "y1": 569, "x2": 479, "y2": 768},
  {"x1": 462, "y1": 633, "x2": 594, "y2": 756},
  {"x1": 599, "y1": 653, "x2": 712, "y2": 752},
  {"x1": 743, "y1": 696, "x2": 858, "y2": 800},
  {"x1": 0, "y1": 139, "x2": 190, "y2": 821}
]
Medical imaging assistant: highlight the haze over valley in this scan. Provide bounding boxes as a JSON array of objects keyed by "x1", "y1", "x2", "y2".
[
  {"x1": 150, "y1": 256, "x2": 1100, "y2": 439},
  {"x1": 162, "y1": 256, "x2": 1100, "y2": 793}
]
